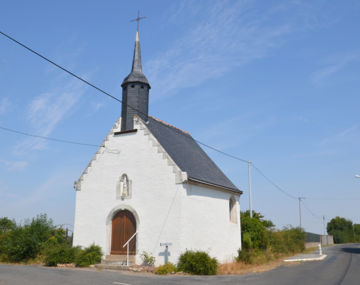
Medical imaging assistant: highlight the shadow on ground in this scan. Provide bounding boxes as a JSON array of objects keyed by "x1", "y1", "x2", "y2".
[{"x1": 341, "y1": 247, "x2": 360, "y2": 254}]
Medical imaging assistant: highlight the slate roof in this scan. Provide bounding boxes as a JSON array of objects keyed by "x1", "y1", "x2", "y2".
[{"x1": 146, "y1": 116, "x2": 242, "y2": 194}]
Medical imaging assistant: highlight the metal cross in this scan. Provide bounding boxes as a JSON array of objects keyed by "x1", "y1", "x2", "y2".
[{"x1": 131, "y1": 10, "x2": 146, "y2": 32}]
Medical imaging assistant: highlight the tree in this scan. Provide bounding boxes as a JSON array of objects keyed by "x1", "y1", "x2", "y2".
[
  {"x1": 0, "y1": 217, "x2": 16, "y2": 234},
  {"x1": 241, "y1": 210, "x2": 274, "y2": 250},
  {"x1": 353, "y1": 224, "x2": 360, "y2": 242},
  {"x1": 327, "y1": 216, "x2": 354, "y2": 243}
]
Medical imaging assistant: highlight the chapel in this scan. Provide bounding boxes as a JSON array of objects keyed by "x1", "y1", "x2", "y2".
[{"x1": 73, "y1": 28, "x2": 242, "y2": 266}]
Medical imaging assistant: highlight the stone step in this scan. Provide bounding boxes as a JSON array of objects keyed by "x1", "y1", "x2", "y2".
[
  {"x1": 101, "y1": 255, "x2": 136, "y2": 266},
  {"x1": 95, "y1": 263, "x2": 130, "y2": 270}
]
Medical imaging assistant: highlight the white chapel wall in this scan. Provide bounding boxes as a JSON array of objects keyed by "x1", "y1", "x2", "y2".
[
  {"x1": 180, "y1": 183, "x2": 242, "y2": 263},
  {"x1": 73, "y1": 118, "x2": 185, "y2": 265}
]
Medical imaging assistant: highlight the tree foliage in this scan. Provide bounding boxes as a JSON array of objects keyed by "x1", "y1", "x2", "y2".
[
  {"x1": 0, "y1": 217, "x2": 16, "y2": 234},
  {"x1": 327, "y1": 216, "x2": 354, "y2": 243}
]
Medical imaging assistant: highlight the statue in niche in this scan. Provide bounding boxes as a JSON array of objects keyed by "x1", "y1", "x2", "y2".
[{"x1": 119, "y1": 174, "x2": 130, "y2": 199}]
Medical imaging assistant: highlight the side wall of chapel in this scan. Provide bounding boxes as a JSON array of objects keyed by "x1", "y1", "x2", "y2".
[{"x1": 180, "y1": 183, "x2": 242, "y2": 263}]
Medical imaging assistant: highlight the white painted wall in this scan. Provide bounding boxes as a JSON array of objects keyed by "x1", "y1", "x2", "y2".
[
  {"x1": 73, "y1": 117, "x2": 242, "y2": 266},
  {"x1": 180, "y1": 183, "x2": 241, "y2": 263}
]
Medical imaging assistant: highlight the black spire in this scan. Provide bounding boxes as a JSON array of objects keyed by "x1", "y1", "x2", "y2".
[
  {"x1": 121, "y1": 31, "x2": 150, "y2": 87},
  {"x1": 121, "y1": 29, "x2": 150, "y2": 131}
]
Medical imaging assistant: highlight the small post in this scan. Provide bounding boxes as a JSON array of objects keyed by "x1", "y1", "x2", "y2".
[
  {"x1": 318, "y1": 243, "x2": 322, "y2": 255},
  {"x1": 248, "y1": 160, "x2": 253, "y2": 218},
  {"x1": 127, "y1": 243, "x2": 129, "y2": 266}
]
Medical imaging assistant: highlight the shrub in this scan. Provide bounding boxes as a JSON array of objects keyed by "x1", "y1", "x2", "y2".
[
  {"x1": 236, "y1": 249, "x2": 273, "y2": 264},
  {"x1": 154, "y1": 263, "x2": 177, "y2": 275},
  {"x1": 236, "y1": 249, "x2": 252, "y2": 264},
  {"x1": 177, "y1": 250, "x2": 218, "y2": 275},
  {"x1": 141, "y1": 251, "x2": 155, "y2": 266},
  {"x1": 43, "y1": 244, "x2": 78, "y2": 266},
  {"x1": 1, "y1": 227, "x2": 39, "y2": 262},
  {"x1": 42, "y1": 229, "x2": 78, "y2": 266},
  {"x1": 75, "y1": 244, "x2": 102, "y2": 267},
  {"x1": 0, "y1": 214, "x2": 55, "y2": 262}
]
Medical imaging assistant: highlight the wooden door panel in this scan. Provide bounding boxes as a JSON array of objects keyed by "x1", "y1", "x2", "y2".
[{"x1": 111, "y1": 210, "x2": 136, "y2": 255}]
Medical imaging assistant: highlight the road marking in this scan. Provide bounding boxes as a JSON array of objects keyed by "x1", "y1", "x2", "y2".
[{"x1": 113, "y1": 282, "x2": 132, "y2": 285}]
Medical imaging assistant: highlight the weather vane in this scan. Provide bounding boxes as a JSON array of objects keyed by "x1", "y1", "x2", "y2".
[{"x1": 131, "y1": 10, "x2": 146, "y2": 32}]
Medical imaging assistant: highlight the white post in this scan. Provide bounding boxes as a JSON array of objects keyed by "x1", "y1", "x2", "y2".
[
  {"x1": 318, "y1": 243, "x2": 322, "y2": 255},
  {"x1": 248, "y1": 160, "x2": 253, "y2": 218},
  {"x1": 126, "y1": 243, "x2": 129, "y2": 266}
]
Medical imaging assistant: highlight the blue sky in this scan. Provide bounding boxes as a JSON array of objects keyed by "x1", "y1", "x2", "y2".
[{"x1": 0, "y1": 0, "x2": 359, "y2": 234}]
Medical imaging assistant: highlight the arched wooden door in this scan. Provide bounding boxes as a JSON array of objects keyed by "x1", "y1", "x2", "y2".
[{"x1": 111, "y1": 210, "x2": 136, "y2": 255}]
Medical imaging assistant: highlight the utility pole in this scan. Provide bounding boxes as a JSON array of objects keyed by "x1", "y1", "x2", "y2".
[
  {"x1": 298, "y1": 197, "x2": 305, "y2": 229},
  {"x1": 248, "y1": 160, "x2": 253, "y2": 218},
  {"x1": 323, "y1": 216, "x2": 326, "y2": 236}
]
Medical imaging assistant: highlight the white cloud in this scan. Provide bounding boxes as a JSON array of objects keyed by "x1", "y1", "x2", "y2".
[
  {"x1": 13, "y1": 77, "x2": 88, "y2": 154},
  {"x1": 0, "y1": 97, "x2": 11, "y2": 115},
  {"x1": 0, "y1": 160, "x2": 29, "y2": 171},
  {"x1": 318, "y1": 125, "x2": 359, "y2": 146},
  {"x1": 145, "y1": 1, "x2": 297, "y2": 100},
  {"x1": 312, "y1": 51, "x2": 360, "y2": 83}
]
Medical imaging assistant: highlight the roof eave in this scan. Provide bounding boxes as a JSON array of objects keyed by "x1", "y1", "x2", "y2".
[{"x1": 187, "y1": 177, "x2": 243, "y2": 195}]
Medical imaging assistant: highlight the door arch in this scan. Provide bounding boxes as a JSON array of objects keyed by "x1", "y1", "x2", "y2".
[{"x1": 111, "y1": 210, "x2": 136, "y2": 255}]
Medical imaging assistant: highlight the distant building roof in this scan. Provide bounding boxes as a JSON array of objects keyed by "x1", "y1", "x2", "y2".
[{"x1": 146, "y1": 116, "x2": 242, "y2": 194}]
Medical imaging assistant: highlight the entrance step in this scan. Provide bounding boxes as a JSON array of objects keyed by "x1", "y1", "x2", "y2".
[{"x1": 99, "y1": 255, "x2": 136, "y2": 266}]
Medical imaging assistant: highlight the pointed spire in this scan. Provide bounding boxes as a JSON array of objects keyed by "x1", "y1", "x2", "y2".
[{"x1": 122, "y1": 30, "x2": 150, "y2": 87}]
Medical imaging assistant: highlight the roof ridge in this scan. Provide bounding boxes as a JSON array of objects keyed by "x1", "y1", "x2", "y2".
[{"x1": 149, "y1": 115, "x2": 191, "y2": 135}]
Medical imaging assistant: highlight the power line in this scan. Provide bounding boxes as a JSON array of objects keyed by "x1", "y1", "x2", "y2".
[
  {"x1": 2, "y1": 29, "x2": 307, "y2": 208},
  {"x1": 302, "y1": 201, "x2": 322, "y2": 220},
  {"x1": 0, "y1": 29, "x2": 250, "y2": 163},
  {"x1": 0, "y1": 125, "x2": 101, "y2": 147},
  {"x1": 2, "y1": 29, "x2": 329, "y2": 229},
  {"x1": 196, "y1": 141, "x2": 248, "y2": 163},
  {"x1": 252, "y1": 163, "x2": 297, "y2": 200},
  {"x1": 0, "y1": 31, "x2": 122, "y2": 105}
]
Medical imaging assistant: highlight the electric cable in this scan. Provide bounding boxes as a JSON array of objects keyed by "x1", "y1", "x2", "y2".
[{"x1": 0, "y1": 125, "x2": 101, "y2": 147}]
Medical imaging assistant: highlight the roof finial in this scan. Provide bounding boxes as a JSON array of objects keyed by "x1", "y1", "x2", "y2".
[{"x1": 130, "y1": 9, "x2": 146, "y2": 33}]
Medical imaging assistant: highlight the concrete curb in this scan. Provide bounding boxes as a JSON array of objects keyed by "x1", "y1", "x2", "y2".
[{"x1": 284, "y1": 254, "x2": 327, "y2": 262}]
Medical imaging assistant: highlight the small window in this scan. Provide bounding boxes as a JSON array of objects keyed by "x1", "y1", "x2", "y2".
[
  {"x1": 229, "y1": 197, "x2": 237, "y2": 224},
  {"x1": 141, "y1": 85, "x2": 144, "y2": 89},
  {"x1": 131, "y1": 85, "x2": 135, "y2": 88}
]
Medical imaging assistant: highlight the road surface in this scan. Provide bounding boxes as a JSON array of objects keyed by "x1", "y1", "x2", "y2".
[{"x1": 0, "y1": 244, "x2": 359, "y2": 285}]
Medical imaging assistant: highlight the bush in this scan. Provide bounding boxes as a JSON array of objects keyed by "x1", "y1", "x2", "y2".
[
  {"x1": 43, "y1": 244, "x2": 78, "y2": 266},
  {"x1": 177, "y1": 250, "x2": 217, "y2": 275},
  {"x1": 42, "y1": 229, "x2": 78, "y2": 266},
  {"x1": 1, "y1": 227, "x2": 39, "y2": 262},
  {"x1": 141, "y1": 251, "x2": 155, "y2": 266},
  {"x1": 154, "y1": 263, "x2": 177, "y2": 275},
  {"x1": 75, "y1": 244, "x2": 102, "y2": 267},
  {"x1": 0, "y1": 214, "x2": 55, "y2": 262}
]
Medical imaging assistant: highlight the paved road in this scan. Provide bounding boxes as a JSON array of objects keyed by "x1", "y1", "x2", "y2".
[{"x1": 0, "y1": 244, "x2": 359, "y2": 285}]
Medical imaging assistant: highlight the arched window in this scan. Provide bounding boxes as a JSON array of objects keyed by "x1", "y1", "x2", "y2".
[
  {"x1": 229, "y1": 197, "x2": 237, "y2": 224},
  {"x1": 116, "y1": 174, "x2": 132, "y2": 200}
]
